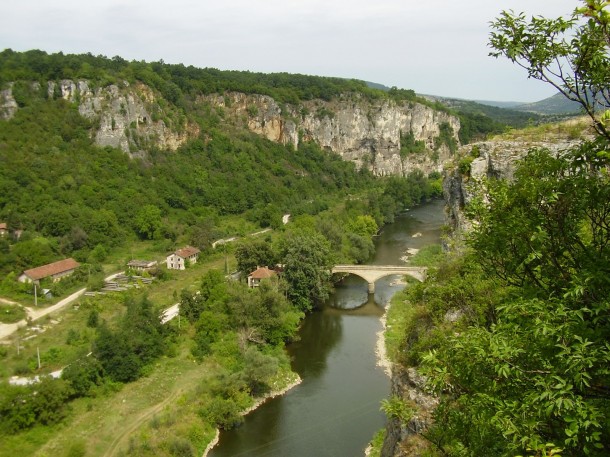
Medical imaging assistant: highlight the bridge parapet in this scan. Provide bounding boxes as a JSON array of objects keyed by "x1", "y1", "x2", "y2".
[{"x1": 331, "y1": 265, "x2": 427, "y2": 293}]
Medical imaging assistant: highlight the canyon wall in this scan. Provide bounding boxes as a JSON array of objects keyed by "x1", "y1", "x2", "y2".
[{"x1": 202, "y1": 92, "x2": 460, "y2": 176}]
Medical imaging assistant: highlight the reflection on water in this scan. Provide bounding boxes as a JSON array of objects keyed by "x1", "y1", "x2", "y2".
[{"x1": 210, "y1": 200, "x2": 444, "y2": 457}]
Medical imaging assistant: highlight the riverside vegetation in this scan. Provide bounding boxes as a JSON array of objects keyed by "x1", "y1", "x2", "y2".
[{"x1": 376, "y1": 1, "x2": 610, "y2": 456}]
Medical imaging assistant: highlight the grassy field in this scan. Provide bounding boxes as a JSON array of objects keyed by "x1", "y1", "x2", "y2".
[
  {"x1": 490, "y1": 116, "x2": 593, "y2": 143},
  {"x1": 0, "y1": 302, "x2": 26, "y2": 324},
  {"x1": 1, "y1": 337, "x2": 217, "y2": 457}
]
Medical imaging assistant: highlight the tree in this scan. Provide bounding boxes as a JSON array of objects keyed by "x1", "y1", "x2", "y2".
[
  {"x1": 179, "y1": 288, "x2": 205, "y2": 323},
  {"x1": 0, "y1": 378, "x2": 72, "y2": 433},
  {"x1": 189, "y1": 219, "x2": 217, "y2": 251},
  {"x1": 489, "y1": 0, "x2": 610, "y2": 140},
  {"x1": 10, "y1": 239, "x2": 57, "y2": 271},
  {"x1": 62, "y1": 357, "x2": 105, "y2": 397},
  {"x1": 347, "y1": 215, "x2": 378, "y2": 238},
  {"x1": 281, "y1": 233, "x2": 332, "y2": 312},
  {"x1": 133, "y1": 205, "x2": 163, "y2": 240},
  {"x1": 93, "y1": 296, "x2": 166, "y2": 383},
  {"x1": 401, "y1": 3, "x2": 610, "y2": 455},
  {"x1": 234, "y1": 239, "x2": 276, "y2": 274},
  {"x1": 239, "y1": 346, "x2": 279, "y2": 396}
]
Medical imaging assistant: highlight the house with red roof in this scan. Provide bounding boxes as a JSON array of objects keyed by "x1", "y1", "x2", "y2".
[
  {"x1": 247, "y1": 266, "x2": 277, "y2": 288},
  {"x1": 0, "y1": 222, "x2": 7, "y2": 237},
  {"x1": 166, "y1": 246, "x2": 200, "y2": 270},
  {"x1": 18, "y1": 258, "x2": 81, "y2": 285}
]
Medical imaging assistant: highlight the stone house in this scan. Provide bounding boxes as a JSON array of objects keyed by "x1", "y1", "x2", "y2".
[
  {"x1": 247, "y1": 266, "x2": 277, "y2": 288},
  {"x1": 127, "y1": 259, "x2": 158, "y2": 272},
  {"x1": 18, "y1": 258, "x2": 81, "y2": 285},
  {"x1": 166, "y1": 246, "x2": 200, "y2": 270}
]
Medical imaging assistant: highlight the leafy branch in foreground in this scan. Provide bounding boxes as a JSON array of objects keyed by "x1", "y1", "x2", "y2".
[{"x1": 489, "y1": 0, "x2": 610, "y2": 140}]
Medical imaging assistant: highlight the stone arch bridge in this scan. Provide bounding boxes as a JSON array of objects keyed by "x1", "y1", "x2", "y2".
[{"x1": 331, "y1": 265, "x2": 427, "y2": 293}]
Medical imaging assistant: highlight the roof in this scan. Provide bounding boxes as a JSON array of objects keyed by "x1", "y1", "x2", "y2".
[
  {"x1": 127, "y1": 260, "x2": 157, "y2": 268},
  {"x1": 23, "y1": 258, "x2": 80, "y2": 281},
  {"x1": 0, "y1": 223, "x2": 6, "y2": 230},
  {"x1": 174, "y1": 246, "x2": 200, "y2": 259},
  {"x1": 248, "y1": 266, "x2": 276, "y2": 280}
]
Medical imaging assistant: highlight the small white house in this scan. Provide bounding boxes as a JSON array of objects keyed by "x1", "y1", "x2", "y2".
[{"x1": 166, "y1": 246, "x2": 200, "y2": 270}]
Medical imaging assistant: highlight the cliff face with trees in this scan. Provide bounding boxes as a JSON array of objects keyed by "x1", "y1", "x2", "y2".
[
  {"x1": 203, "y1": 92, "x2": 460, "y2": 176},
  {"x1": 1, "y1": 77, "x2": 460, "y2": 177}
]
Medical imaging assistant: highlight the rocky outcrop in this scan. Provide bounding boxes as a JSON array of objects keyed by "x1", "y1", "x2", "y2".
[
  {"x1": 0, "y1": 83, "x2": 18, "y2": 120},
  {"x1": 444, "y1": 138, "x2": 581, "y2": 237},
  {"x1": 381, "y1": 367, "x2": 438, "y2": 457},
  {"x1": 202, "y1": 92, "x2": 460, "y2": 176},
  {"x1": 2, "y1": 80, "x2": 198, "y2": 155},
  {"x1": 381, "y1": 134, "x2": 587, "y2": 457}
]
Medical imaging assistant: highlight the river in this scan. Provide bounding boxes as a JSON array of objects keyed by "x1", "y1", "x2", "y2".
[{"x1": 209, "y1": 200, "x2": 445, "y2": 457}]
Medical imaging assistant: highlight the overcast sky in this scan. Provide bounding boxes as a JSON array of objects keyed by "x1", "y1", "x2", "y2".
[{"x1": 2, "y1": 0, "x2": 578, "y2": 103}]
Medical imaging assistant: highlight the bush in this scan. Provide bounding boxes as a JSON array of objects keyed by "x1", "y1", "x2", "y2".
[
  {"x1": 0, "y1": 378, "x2": 72, "y2": 433},
  {"x1": 198, "y1": 397, "x2": 243, "y2": 430},
  {"x1": 458, "y1": 156, "x2": 474, "y2": 176},
  {"x1": 65, "y1": 440, "x2": 86, "y2": 457},
  {"x1": 168, "y1": 438, "x2": 195, "y2": 457}
]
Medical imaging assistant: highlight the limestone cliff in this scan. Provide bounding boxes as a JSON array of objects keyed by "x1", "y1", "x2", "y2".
[
  {"x1": 1, "y1": 80, "x2": 199, "y2": 156},
  {"x1": 202, "y1": 92, "x2": 460, "y2": 176},
  {"x1": 444, "y1": 136, "x2": 582, "y2": 238},
  {"x1": 0, "y1": 83, "x2": 19, "y2": 120},
  {"x1": 381, "y1": 368, "x2": 438, "y2": 457},
  {"x1": 2, "y1": 79, "x2": 458, "y2": 174}
]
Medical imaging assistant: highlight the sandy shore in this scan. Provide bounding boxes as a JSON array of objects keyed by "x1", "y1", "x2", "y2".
[
  {"x1": 202, "y1": 374, "x2": 302, "y2": 456},
  {"x1": 376, "y1": 303, "x2": 393, "y2": 377}
]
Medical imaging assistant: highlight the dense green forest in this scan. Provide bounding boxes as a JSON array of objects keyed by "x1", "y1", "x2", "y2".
[{"x1": 0, "y1": 48, "x2": 409, "y2": 106}]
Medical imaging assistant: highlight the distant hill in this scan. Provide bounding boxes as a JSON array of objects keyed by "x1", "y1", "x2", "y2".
[
  {"x1": 473, "y1": 100, "x2": 524, "y2": 109},
  {"x1": 365, "y1": 81, "x2": 391, "y2": 91},
  {"x1": 428, "y1": 96, "x2": 540, "y2": 125},
  {"x1": 513, "y1": 92, "x2": 581, "y2": 115},
  {"x1": 417, "y1": 94, "x2": 544, "y2": 143}
]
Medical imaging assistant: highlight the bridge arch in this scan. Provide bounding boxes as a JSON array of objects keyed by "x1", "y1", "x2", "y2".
[{"x1": 331, "y1": 265, "x2": 427, "y2": 293}]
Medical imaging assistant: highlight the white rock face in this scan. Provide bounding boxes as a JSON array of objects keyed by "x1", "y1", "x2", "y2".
[
  {"x1": 0, "y1": 83, "x2": 19, "y2": 120},
  {"x1": 444, "y1": 139, "x2": 581, "y2": 236},
  {"x1": 3, "y1": 79, "x2": 457, "y2": 173},
  {"x1": 203, "y1": 92, "x2": 460, "y2": 176},
  {"x1": 7, "y1": 80, "x2": 198, "y2": 154}
]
